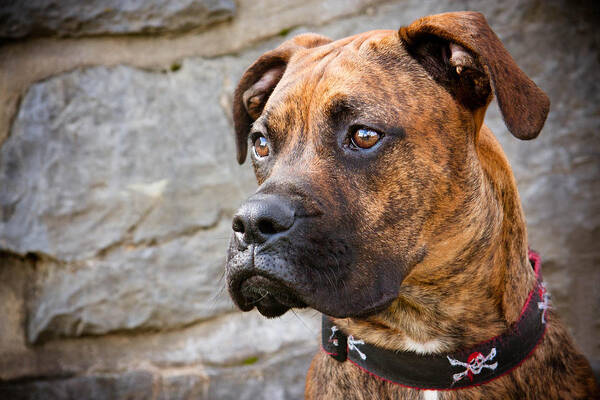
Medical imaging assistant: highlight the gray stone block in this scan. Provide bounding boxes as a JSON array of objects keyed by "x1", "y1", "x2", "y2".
[
  {"x1": 0, "y1": 59, "x2": 256, "y2": 341},
  {"x1": 0, "y1": 0, "x2": 236, "y2": 38},
  {"x1": 0, "y1": 370, "x2": 154, "y2": 400},
  {"x1": 26, "y1": 220, "x2": 235, "y2": 343},
  {"x1": 0, "y1": 60, "x2": 256, "y2": 262}
]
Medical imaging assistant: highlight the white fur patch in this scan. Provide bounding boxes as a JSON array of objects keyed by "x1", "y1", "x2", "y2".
[
  {"x1": 402, "y1": 337, "x2": 442, "y2": 354},
  {"x1": 423, "y1": 390, "x2": 438, "y2": 400}
]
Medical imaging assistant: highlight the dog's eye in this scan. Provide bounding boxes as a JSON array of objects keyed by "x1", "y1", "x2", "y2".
[
  {"x1": 351, "y1": 128, "x2": 381, "y2": 149},
  {"x1": 253, "y1": 135, "x2": 270, "y2": 158}
]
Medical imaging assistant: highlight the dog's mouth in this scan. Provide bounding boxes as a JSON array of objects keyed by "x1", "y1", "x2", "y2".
[
  {"x1": 235, "y1": 275, "x2": 308, "y2": 318},
  {"x1": 225, "y1": 226, "x2": 410, "y2": 318}
]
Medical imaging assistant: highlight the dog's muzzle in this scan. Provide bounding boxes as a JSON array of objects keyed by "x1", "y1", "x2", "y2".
[
  {"x1": 225, "y1": 189, "x2": 393, "y2": 319},
  {"x1": 226, "y1": 193, "x2": 308, "y2": 317}
]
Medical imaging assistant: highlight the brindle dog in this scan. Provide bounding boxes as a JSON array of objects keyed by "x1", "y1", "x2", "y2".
[{"x1": 225, "y1": 11, "x2": 598, "y2": 399}]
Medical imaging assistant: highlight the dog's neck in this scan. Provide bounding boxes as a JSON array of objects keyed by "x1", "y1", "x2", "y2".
[{"x1": 333, "y1": 125, "x2": 537, "y2": 354}]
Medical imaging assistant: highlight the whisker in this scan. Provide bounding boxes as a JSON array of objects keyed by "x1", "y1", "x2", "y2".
[{"x1": 291, "y1": 308, "x2": 318, "y2": 336}]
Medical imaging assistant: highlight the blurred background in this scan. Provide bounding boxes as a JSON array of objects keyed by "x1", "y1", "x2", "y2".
[{"x1": 0, "y1": 0, "x2": 598, "y2": 398}]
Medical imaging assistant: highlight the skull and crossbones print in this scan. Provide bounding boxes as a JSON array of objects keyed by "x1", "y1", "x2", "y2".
[
  {"x1": 447, "y1": 348, "x2": 498, "y2": 383},
  {"x1": 329, "y1": 325, "x2": 339, "y2": 346},
  {"x1": 538, "y1": 282, "x2": 551, "y2": 324},
  {"x1": 348, "y1": 335, "x2": 367, "y2": 360}
]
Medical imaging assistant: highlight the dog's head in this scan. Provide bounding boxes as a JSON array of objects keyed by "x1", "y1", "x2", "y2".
[{"x1": 225, "y1": 12, "x2": 549, "y2": 318}]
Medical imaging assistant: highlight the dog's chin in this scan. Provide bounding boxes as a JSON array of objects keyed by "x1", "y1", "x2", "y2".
[
  {"x1": 237, "y1": 275, "x2": 307, "y2": 318},
  {"x1": 231, "y1": 273, "x2": 397, "y2": 319}
]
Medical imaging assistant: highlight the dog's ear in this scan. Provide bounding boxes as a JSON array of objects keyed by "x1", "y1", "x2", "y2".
[
  {"x1": 232, "y1": 34, "x2": 332, "y2": 164},
  {"x1": 399, "y1": 11, "x2": 549, "y2": 140}
]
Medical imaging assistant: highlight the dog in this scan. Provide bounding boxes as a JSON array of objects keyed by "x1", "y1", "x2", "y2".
[{"x1": 225, "y1": 11, "x2": 598, "y2": 399}]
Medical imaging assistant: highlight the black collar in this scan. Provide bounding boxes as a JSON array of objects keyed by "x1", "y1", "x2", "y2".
[{"x1": 321, "y1": 250, "x2": 549, "y2": 390}]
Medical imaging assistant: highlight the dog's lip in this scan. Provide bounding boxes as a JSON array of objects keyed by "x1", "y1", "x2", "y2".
[
  {"x1": 230, "y1": 271, "x2": 307, "y2": 313},
  {"x1": 227, "y1": 262, "x2": 398, "y2": 318},
  {"x1": 226, "y1": 244, "x2": 400, "y2": 318}
]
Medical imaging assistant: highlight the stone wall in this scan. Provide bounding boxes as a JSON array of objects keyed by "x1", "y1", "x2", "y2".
[{"x1": 0, "y1": 0, "x2": 598, "y2": 398}]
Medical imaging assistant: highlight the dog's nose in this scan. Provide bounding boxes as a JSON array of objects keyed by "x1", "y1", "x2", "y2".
[{"x1": 232, "y1": 194, "x2": 295, "y2": 244}]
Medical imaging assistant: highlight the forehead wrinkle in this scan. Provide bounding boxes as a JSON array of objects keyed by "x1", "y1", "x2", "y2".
[
  {"x1": 268, "y1": 59, "x2": 331, "y2": 150},
  {"x1": 268, "y1": 99, "x2": 294, "y2": 132},
  {"x1": 308, "y1": 48, "x2": 379, "y2": 133},
  {"x1": 263, "y1": 40, "x2": 385, "y2": 155},
  {"x1": 321, "y1": 45, "x2": 411, "y2": 126},
  {"x1": 320, "y1": 94, "x2": 366, "y2": 124},
  {"x1": 304, "y1": 45, "x2": 347, "y2": 101},
  {"x1": 302, "y1": 48, "x2": 366, "y2": 150},
  {"x1": 259, "y1": 78, "x2": 311, "y2": 162}
]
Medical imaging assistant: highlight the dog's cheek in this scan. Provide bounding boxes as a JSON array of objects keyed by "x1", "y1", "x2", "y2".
[
  {"x1": 351, "y1": 142, "x2": 443, "y2": 275},
  {"x1": 251, "y1": 158, "x2": 269, "y2": 185}
]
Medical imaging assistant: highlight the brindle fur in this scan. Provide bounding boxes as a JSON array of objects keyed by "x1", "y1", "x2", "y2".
[{"x1": 227, "y1": 12, "x2": 598, "y2": 399}]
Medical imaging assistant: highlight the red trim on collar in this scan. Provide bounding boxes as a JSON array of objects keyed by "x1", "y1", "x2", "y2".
[
  {"x1": 321, "y1": 249, "x2": 549, "y2": 390},
  {"x1": 344, "y1": 324, "x2": 547, "y2": 392}
]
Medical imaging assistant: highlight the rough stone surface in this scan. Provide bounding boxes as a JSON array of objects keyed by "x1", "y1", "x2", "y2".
[
  {"x1": 205, "y1": 347, "x2": 314, "y2": 400},
  {"x1": 0, "y1": 60, "x2": 256, "y2": 262},
  {"x1": 0, "y1": 351, "x2": 315, "y2": 400},
  {"x1": 0, "y1": 58, "x2": 261, "y2": 341},
  {"x1": 0, "y1": 310, "x2": 320, "y2": 397},
  {"x1": 0, "y1": 0, "x2": 236, "y2": 39},
  {"x1": 0, "y1": 0, "x2": 598, "y2": 398},
  {"x1": 26, "y1": 220, "x2": 235, "y2": 343},
  {"x1": 0, "y1": 309, "x2": 320, "y2": 379},
  {"x1": 155, "y1": 373, "x2": 210, "y2": 400},
  {"x1": 0, "y1": 371, "x2": 155, "y2": 400},
  {"x1": 0, "y1": 255, "x2": 31, "y2": 355}
]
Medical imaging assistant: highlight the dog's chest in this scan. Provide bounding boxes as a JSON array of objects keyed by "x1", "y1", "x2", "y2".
[
  {"x1": 306, "y1": 350, "x2": 535, "y2": 400},
  {"x1": 307, "y1": 352, "x2": 436, "y2": 400}
]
